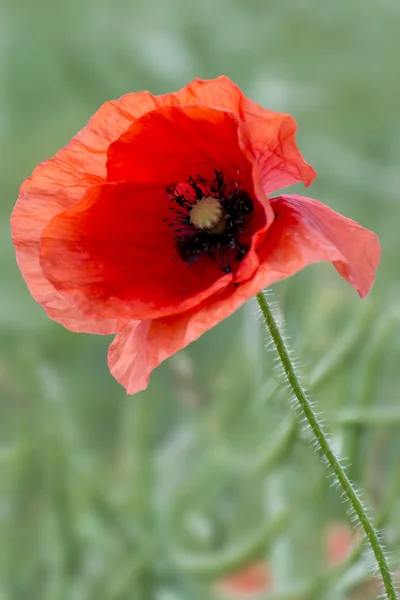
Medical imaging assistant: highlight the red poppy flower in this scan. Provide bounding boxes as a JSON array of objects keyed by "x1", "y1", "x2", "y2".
[
  {"x1": 214, "y1": 563, "x2": 272, "y2": 597},
  {"x1": 11, "y1": 76, "x2": 380, "y2": 394},
  {"x1": 325, "y1": 522, "x2": 358, "y2": 566}
]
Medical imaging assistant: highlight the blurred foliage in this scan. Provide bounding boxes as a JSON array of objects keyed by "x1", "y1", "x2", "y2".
[{"x1": 1, "y1": 0, "x2": 400, "y2": 598}]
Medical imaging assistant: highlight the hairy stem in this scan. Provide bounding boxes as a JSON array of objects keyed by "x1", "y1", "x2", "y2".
[{"x1": 256, "y1": 291, "x2": 397, "y2": 600}]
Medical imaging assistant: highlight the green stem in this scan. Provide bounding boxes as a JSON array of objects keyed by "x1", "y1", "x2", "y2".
[{"x1": 256, "y1": 291, "x2": 397, "y2": 600}]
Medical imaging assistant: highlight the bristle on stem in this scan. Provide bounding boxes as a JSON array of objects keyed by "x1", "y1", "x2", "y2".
[{"x1": 256, "y1": 290, "x2": 397, "y2": 600}]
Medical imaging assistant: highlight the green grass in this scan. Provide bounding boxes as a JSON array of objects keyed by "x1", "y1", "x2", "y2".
[{"x1": 1, "y1": 0, "x2": 400, "y2": 598}]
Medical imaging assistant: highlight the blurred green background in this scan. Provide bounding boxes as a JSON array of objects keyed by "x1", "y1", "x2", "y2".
[{"x1": 1, "y1": 0, "x2": 400, "y2": 598}]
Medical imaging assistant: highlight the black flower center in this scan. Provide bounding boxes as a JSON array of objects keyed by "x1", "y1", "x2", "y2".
[{"x1": 165, "y1": 170, "x2": 254, "y2": 274}]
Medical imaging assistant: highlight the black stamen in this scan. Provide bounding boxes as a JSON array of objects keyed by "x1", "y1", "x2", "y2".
[{"x1": 165, "y1": 171, "x2": 254, "y2": 275}]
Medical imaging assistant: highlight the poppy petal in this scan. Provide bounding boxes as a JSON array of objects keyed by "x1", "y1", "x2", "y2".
[
  {"x1": 266, "y1": 194, "x2": 381, "y2": 299},
  {"x1": 10, "y1": 91, "x2": 161, "y2": 333},
  {"x1": 171, "y1": 76, "x2": 316, "y2": 193},
  {"x1": 107, "y1": 104, "x2": 255, "y2": 186},
  {"x1": 108, "y1": 194, "x2": 379, "y2": 393}
]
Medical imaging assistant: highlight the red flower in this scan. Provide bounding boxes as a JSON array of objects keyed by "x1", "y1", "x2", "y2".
[
  {"x1": 325, "y1": 522, "x2": 358, "y2": 566},
  {"x1": 214, "y1": 563, "x2": 272, "y2": 597},
  {"x1": 11, "y1": 77, "x2": 380, "y2": 394}
]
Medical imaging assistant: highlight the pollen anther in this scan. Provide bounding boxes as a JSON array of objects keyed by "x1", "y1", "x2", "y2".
[{"x1": 189, "y1": 196, "x2": 226, "y2": 233}]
